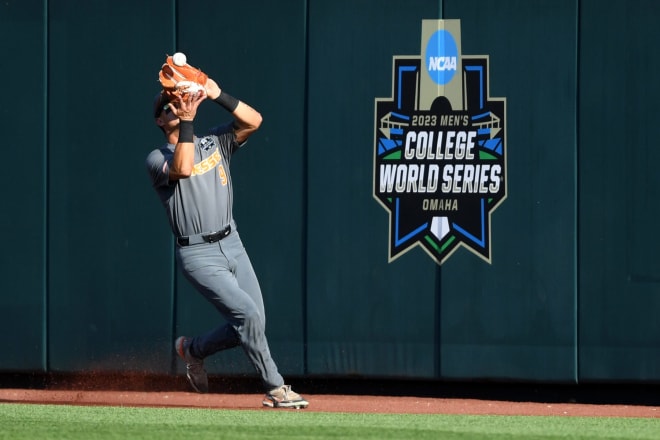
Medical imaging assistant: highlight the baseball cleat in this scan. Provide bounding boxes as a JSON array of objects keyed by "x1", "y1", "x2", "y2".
[
  {"x1": 262, "y1": 384, "x2": 309, "y2": 409},
  {"x1": 175, "y1": 336, "x2": 209, "y2": 393}
]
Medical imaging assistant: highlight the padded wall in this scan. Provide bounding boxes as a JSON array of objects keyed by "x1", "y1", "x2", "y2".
[
  {"x1": 578, "y1": 0, "x2": 660, "y2": 381},
  {"x1": 441, "y1": 0, "x2": 578, "y2": 382},
  {"x1": 46, "y1": 0, "x2": 174, "y2": 372},
  {"x1": 172, "y1": 1, "x2": 308, "y2": 377},
  {"x1": 305, "y1": 0, "x2": 443, "y2": 378},
  {"x1": 0, "y1": 0, "x2": 47, "y2": 372},
  {"x1": 1, "y1": 0, "x2": 659, "y2": 384}
]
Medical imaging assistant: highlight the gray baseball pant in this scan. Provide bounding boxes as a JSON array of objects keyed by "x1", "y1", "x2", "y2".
[{"x1": 175, "y1": 227, "x2": 284, "y2": 391}]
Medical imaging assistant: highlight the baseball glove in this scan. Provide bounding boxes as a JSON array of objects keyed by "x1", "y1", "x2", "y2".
[{"x1": 158, "y1": 54, "x2": 208, "y2": 99}]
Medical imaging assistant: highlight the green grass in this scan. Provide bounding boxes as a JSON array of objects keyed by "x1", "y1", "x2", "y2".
[{"x1": 0, "y1": 403, "x2": 658, "y2": 440}]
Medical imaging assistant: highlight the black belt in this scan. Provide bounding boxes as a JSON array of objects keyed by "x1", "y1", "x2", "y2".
[{"x1": 176, "y1": 225, "x2": 232, "y2": 246}]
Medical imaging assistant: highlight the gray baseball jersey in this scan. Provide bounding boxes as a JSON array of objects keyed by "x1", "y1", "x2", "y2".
[{"x1": 146, "y1": 123, "x2": 241, "y2": 237}]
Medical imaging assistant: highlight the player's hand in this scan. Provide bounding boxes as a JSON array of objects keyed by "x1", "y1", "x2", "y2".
[
  {"x1": 169, "y1": 91, "x2": 207, "y2": 121},
  {"x1": 204, "y1": 78, "x2": 221, "y2": 100}
]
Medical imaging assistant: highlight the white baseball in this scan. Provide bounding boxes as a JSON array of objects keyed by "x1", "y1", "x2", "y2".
[{"x1": 172, "y1": 52, "x2": 187, "y2": 66}]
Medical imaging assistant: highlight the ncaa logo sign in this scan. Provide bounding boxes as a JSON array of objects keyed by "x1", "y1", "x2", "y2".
[
  {"x1": 373, "y1": 19, "x2": 507, "y2": 265},
  {"x1": 426, "y1": 30, "x2": 458, "y2": 85}
]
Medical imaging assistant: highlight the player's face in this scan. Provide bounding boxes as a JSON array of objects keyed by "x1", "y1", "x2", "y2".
[
  {"x1": 156, "y1": 103, "x2": 173, "y2": 120},
  {"x1": 156, "y1": 103, "x2": 178, "y2": 129},
  {"x1": 155, "y1": 102, "x2": 179, "y2": 134}
]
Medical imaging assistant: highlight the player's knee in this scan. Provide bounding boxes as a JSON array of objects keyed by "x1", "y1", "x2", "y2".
[{"x1": 242, "y1": 308, "x2": 265, "y2": 331}]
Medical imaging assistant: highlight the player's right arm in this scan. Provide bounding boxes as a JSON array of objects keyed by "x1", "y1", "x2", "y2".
[{"x1": 167, "y1": 92, "x2": 206, "y2": 180}]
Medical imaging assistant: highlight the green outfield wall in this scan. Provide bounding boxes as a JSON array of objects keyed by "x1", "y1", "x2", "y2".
[{"x1": 1, "y1": 0, "x2": 658, "y2": 384}]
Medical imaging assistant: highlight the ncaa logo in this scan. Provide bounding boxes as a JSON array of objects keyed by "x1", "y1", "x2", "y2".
[
  {"x1": 426, "y1": 29, "x2": 458, "y2": 85},
  {"x1": 373, "y1": 19, "x2": 507, "y2": 265}
]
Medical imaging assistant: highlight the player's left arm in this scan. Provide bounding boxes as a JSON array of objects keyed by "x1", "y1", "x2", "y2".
[{"x1": 205, "y1": 78, "x2": 262, "y2": 144}]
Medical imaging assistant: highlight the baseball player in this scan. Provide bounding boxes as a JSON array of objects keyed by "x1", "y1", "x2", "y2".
[{"x1": 145, "y1": 60, "x2": 308, "y2": 409}]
